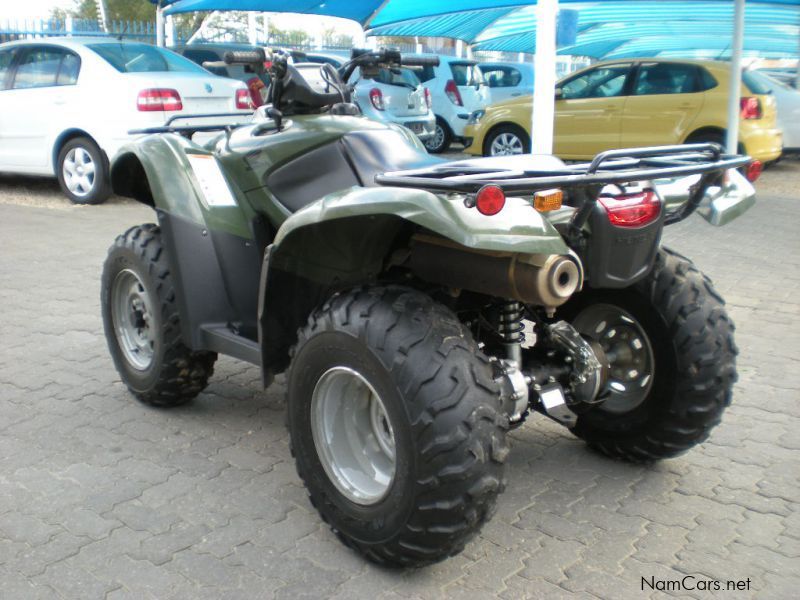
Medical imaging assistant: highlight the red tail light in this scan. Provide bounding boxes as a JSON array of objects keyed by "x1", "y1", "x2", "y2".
[
  {"x1": 369, "y1": 88, "x2": 385, "y2": 111},
  {"x1": 746, "y1": 159, "x2": 763, "y2": 182},
  {"x1": 424, "y1": 87, "x2": 432, "y2": 110},
  {"x1": 599, "y1": 190, "x2": 661, "y2": 227},
  {"x1": 445, "y1": 79, "x2": 463, "y2": 106},
  {"x1": 137, "y1": 88, "x2": 182, "y2": 112},
  {"x1": 475, "y1": 185, "x2": 505, "y2": 216},
  {"x1": 236, "y1": 87, "x2": 254, "y2": 110},
  {"x1": 740, "y1": 96, "x2": 762, "y2": 120}
]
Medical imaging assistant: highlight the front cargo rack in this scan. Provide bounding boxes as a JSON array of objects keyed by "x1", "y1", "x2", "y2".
[{"x1": 375, "y1": 144, "x2": 751, "y2": 195}]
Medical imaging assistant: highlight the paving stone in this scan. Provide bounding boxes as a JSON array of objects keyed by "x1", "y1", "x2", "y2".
[{"x1": 1, "y1": 167, "x2": 799, "y2": 597}]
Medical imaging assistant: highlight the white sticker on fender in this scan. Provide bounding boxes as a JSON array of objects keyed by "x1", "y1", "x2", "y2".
[{"x1": 186, "y1": 154, "x2": 237, "y2": 207}]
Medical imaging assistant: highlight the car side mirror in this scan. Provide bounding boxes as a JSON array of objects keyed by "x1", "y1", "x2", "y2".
[{"x1": 555, "y1": 88, "x2": 563, "y2": 100}]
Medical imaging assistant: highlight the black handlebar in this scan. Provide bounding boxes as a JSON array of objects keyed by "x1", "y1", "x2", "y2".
[
  {"x1": 401, "y1": 56, "x2": 441, "y2": 67},
  {"x1": 223, "y1": 49, "x2": 266, "y2": 65}
]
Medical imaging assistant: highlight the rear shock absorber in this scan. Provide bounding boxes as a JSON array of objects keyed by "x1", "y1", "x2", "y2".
[{"x1": 498, "y1": 301, "x2": 525, "y2": 365}]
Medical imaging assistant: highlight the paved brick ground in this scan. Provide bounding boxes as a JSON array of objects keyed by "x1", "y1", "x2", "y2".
[{"x1": 0, "y1": 164, "x2": 798, "y2": 599}]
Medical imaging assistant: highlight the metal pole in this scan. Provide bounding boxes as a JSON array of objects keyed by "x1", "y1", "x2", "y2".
[
  {"x1": 532, "y1": 0, "x2": 558, "y2": 154},
  {"x1": 796, "y1": 33, "x2": 800, "y2": 90},
  {"x1": 156, "y1": 6, "x2": 165, "y2": 47},
  {"x1": 726, "y1": 0, "x2": 746, "y2": 154},
  {"x1": 248, "y1": 12, "x2": 258, "y2": 45}
]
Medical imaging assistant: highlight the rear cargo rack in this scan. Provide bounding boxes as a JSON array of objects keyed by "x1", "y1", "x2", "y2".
[
  {"x1": 128, "y1": 112, "x2": 252, "y2": 136},
  {"x1": 375, "y1": 144, "x2": 750, "y2": 195}
]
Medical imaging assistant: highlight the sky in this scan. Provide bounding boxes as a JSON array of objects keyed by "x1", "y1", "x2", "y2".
[
  {"x1": 2, "y1": 0, "x2": 74, "y2": 18},
  {"x1": 0, "y1": 1, "x2": 364, "y2": 40}
]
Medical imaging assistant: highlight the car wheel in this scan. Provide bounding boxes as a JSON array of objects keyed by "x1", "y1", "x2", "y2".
[
  {"x1": 423, "y1": 117, "x2": 452, "y2": 154},
  {"x1": 485, "y1": 125, "x2": 530, "y2": 156},
  {"x1": 57, "y1": 136, "x2": 111, "y2": 205}
]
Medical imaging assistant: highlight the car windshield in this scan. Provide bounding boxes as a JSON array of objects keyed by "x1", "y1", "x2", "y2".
[
  {"x1": 373, "y1": 67, "x2": 420, "y2": 89},
  {"x1": 88, "y1": 43, "x2": 208, "y2": 74},
  {"x1": 450, "y1": 62, "x2": 484, "y2": 86}
]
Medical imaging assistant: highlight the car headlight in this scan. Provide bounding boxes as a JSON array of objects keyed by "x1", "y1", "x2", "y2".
[{"x1": 467, "y1": 110, "x2": 485, "y2": 125}]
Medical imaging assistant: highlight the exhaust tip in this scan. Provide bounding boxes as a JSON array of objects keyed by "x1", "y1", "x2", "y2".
[{"x1": 548, "y1": 257, "x2": 581, "y2": 300}]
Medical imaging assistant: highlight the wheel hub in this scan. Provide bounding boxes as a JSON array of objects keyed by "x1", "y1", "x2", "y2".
[
  {"x1": 111, "y1": 269, "x2": 155, "y2": 370},
  {"x1": 62, "y1": 147, "x2": 96, "y2": 197},
  {"x1": 491, "y1": 133, "x2": 524, "y2": 156},
  {"x1": 571, "y1": 305, "x2": 654, "y2": 414},
  {"x1": 311, "y1": 367, "x2": 396, "y2": 505}
]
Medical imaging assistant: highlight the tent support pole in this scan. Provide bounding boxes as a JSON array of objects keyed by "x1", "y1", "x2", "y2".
[
  {"x1": 156, "y1": 5, "x2": 165, "y2": 47},
  {"x1": 532, "y1": 0, "x2": 558, "y2": 154},
  {"x1": 726, "y1": 0, "x2": 746, "y2": 154}
]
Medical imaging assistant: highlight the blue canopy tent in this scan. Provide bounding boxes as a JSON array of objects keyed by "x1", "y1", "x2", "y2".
[{"x1": 153, "y1": 0, "x2": 800, "y2": 154}]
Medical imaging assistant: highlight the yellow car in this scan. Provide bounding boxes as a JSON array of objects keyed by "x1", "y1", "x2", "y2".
[{"x1": 464, "y1": 59, "x2": 782, "y2": 163}]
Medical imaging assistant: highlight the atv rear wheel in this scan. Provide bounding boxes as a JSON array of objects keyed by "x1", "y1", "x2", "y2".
[
  {"x1": 101, "y1": 224, "x2": 216, "y2": 407},
  {"x1": 287, "y1": 286, "x2": 509, "y2": 567},
  {"x1": 560, "y1": 248, "x2": 737, "y2": 462}
]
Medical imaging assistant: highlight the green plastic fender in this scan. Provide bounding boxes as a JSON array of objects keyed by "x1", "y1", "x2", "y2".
[
  {"x1": 110, "y1": 134, "x2": 256, "y2": 239},
  {"x1": 259, "y1": 185, "x2": 571, "y2": 377},
  {"x1": 269, "y1": 184, "x2": 571, "y2": 284}
]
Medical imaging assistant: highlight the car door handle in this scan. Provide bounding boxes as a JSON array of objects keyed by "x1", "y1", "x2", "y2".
[{"x1": 511, "y1": 92, "x2": 522, "y2": 97}]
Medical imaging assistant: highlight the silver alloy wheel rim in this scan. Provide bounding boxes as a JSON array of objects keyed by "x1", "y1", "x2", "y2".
[
  {"x1": 62, "y1": 146, "x2": 96, "y2": 198},
  {"x1": 490, "y1": 132, "x2": 524, "y2": 156},
  {"x1": 111, "y1": 269, "x2": 155, "y2": 370},
  {"x1": 425, "y1": 124, "x2": 445, "y2": 151},
  {"x1": 571, "y1": 304, "x2": 655, "y2": 414},
  {"x1": 310, "y1": 366, "x2": 396, "y2": 505}
]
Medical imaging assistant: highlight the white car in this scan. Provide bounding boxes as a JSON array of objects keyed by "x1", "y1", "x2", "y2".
[
  {"x1": 477, "y1": 62, "x2": 535, "y2": 104},
  {"x1": 750, "y1": 70, "x2": 800, "y2": 152},
  {"x1": 0, "y1": 38, "x2": 251, "y2": 204},
  {"x1": 406, "y1": 54, "x2": 491, "y2": 153}
]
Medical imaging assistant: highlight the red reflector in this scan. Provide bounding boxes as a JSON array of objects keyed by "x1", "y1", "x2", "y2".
[
  {"x1": 137, "y1": 88, "x2": 182, "y2": 112},
  {"x1": 740, "y1": 96, "x2": 762, "y2": 120},
  {"x1": 746, "y1": 159, "x2": 763, "y2": 182},
  {"x1": 369, "y1": 87, "x2": 385, "y2": 111},
  {"x1": 475, "y1": 185, "x2": 505, "y2": 216},
  {"x1": 424, "y1": 87, "x2": 432, "y2": 109},
  {"x1": 236, "y1": 87, "x2": 254, "y2": 109},
  {"x1": 599, "y1": 190, "x2": 661, "y2": 227}
]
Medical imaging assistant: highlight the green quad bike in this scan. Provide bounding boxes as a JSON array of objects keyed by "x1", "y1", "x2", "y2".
[{"x1": 102, "y1": 48, "x2": 755, "y2": 567}]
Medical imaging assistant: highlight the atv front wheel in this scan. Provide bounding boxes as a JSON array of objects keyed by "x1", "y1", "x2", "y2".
[
  {"x1": 101, "y1": 224, "x2": 216, "y2": 407},
  {"x1": 560, "y1": 248, "x2": 737, "y2": 462},
  {"x1": 287, "y1": 286, "x2": 509, "y2": 567}
]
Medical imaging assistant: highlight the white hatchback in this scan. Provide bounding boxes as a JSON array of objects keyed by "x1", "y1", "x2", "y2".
[
  {"x1": 0, "y1": 38, "x2": 252, "y2": 204},
  {"x1": 405, "y1": 55, "x2": 491, "y2": 153}
]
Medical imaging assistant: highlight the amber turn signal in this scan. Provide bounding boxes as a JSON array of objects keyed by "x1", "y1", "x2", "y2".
[{"x1": 533, "y1": 188, "x2": 563, "y2": 212}]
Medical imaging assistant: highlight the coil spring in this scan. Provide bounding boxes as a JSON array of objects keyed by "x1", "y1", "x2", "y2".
[{"x1": 498, "y1": 301, "x2": 525, "y2": 345}]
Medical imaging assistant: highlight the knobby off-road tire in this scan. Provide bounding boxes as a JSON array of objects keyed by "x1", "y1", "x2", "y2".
[
  {"x1": 561, "y1": 248, "x2": 737, "y2": 462},
  {"x1": 287, "y1": 286, "x2": 509, "y2": 567},
  {"x1": 101, "y1": 224, "x2": 216, "y2": 407}
]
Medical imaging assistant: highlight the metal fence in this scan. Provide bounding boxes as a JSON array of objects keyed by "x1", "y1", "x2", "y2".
[
  {"x1": 0, "y1": 17, "x2": 161, "y2": 44},
  {"x1": 0, "y1": 17, "x2": 354, "y2": 52}
]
